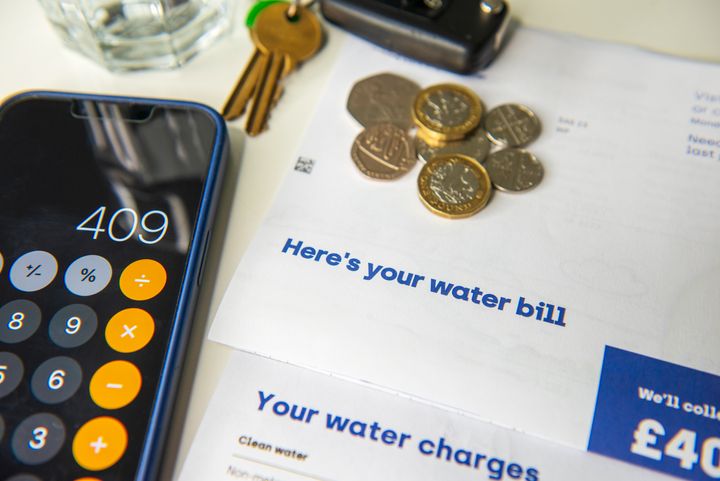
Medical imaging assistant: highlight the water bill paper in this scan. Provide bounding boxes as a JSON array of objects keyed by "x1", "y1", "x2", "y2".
[
  {"x1": 209, "y1": 27, "x2": 720, "y2": 480},
  {"x1": 179, "y1": 351, "x2": 678, "y2": 481}
]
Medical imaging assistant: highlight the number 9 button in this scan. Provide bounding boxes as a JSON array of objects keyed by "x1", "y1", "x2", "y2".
[{"x1": 48, "y1": 304, "x2": 98, "y2": 348}]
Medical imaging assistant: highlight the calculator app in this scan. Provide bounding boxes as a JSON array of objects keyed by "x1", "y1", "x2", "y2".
[{"x1": 0, "y1": 96, "x2": 219, "y2": 480}]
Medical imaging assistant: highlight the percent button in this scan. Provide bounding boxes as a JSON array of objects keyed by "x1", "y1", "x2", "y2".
[
  {"x1": 119, "y1": 259, "x2": 166, "y2": 301},
  {"x1": 65, "y1": 255, "x2": 112, "y2": 297}
]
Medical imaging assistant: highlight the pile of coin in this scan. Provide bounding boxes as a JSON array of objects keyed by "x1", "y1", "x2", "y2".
[{"x1": 347, "y1": 73, "x2": 544, "y2": 219}]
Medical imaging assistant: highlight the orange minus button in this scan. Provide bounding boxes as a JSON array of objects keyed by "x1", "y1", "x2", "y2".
[
  {"x1": 119, "y1": 259, "x2": 166, "y2": 301},
  {"x1": 89, "y1": 360, "x2": 142, "y2": 410},
  {"x1": 73, "y1": 416, "x2": 127, "y2": 471}
]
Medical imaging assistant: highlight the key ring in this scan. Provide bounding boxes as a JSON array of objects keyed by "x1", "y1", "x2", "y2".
[{"x1": 287, "y1": 0, "x2": 317, "y2": 19}]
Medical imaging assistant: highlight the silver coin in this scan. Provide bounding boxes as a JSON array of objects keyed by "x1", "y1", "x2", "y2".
[
  {"x1": 347, "y1": 73, "x2": 421, "y2": 129},
  {"x1": 415, "y1": 127, "x2": 491, "y2": 164},
  {"x1": 351, "y1": 123, "x2": 416, "y2": 180},
  {"x1": 484, "y1": 104, "x2": 541, "y2": 147},
  {"x1": 484, "y1": 148, "x2": 544, "y2": 192}
]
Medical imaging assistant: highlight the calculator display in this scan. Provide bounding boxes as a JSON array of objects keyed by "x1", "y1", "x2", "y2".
[{"x1": 0, "y1": 94, "x2": 222, "y2": 480}]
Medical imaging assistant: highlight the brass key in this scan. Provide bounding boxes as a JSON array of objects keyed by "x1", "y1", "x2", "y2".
[
  {"x1": 222, "y1": 47, "x2": 262, "y2": 120},
  {"x1": 245, "y1": 3, "x2": 323, "y2": 136},
  {"x1": 222, "y1": 30, "x2": 293, "y2": 121}
]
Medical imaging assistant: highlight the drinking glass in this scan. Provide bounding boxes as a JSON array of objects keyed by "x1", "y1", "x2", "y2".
[{"x1": 38, "y1": 0, "x2": 232, "y2": 71}]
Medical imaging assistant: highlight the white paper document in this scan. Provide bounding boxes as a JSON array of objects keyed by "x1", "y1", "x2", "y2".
[
  {"x1": 179, "y1": 351, "x2": 676, "y2": 481},
  {"x1": 210, "y1": 28, "x2": 720, "y2": 480}
]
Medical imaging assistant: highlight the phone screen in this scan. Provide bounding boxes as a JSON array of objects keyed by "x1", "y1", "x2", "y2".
[{"x1": 0, "y1": 94, "x2": 224, "y2": 480}]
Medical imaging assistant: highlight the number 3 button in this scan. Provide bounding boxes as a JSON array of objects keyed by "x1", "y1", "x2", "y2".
[
  {"x1": 11, "y1": 413, "x2": 66, "y2": 465},
  {"x1": 31, "y1": 357, "x2": 83, "y2": 404}
]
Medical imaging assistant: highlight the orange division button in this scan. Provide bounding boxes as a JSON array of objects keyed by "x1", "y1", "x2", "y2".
[
  {"x1": 119, "y1": 259, "x2": 166, "y2": 301},
  {"x1": 89, "y1": 360, "x2": 142, "y2": 410},
  {"x1": 105, "y1": 308, "x2": 155, "y2": 353},
  {"x1": 72, "y1": 416, "x2": 128, "y2": 471}
]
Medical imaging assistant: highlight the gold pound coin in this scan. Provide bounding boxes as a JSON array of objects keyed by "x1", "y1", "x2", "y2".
[
  {"x1": 417, "y1": 154, "x2": 492, "y2": 218},
  {"x1": 412, "y1": 84, "x2": 483, "y2": 142},
  {"x1": 351, "y1": 123, "x2": 416, "y2": 180},
  {"x1": 415, "y1": 125, "x2": 450, "y2": 147}
]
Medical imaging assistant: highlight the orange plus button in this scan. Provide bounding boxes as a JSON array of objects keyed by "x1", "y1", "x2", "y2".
[
  {"x1": 119, "y1": 259, "x2": 166, "y2": 301},
  {"x1": 89, "y1": 360, "x2": 142, "y2": 410},
  {"x1": 72, "y1": 416, "x2": 127, "y2": 471},
  {"x1": 105, "y1": 308, "x2": 155, "y2": 353}
]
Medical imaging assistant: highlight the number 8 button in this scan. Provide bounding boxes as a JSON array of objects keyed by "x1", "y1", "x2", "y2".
[{"x1": 0, "y1": 300, "x2": 41, "y2": 344}]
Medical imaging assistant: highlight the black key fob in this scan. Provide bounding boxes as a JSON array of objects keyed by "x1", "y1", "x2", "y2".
[{"x1": 320, "y1": 0, "x2": 510, "y2": 74}]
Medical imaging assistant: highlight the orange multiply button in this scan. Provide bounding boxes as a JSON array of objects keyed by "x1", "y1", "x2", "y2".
[
  {"x1": 72, "y1": 416, "x2": 128, "y2": 471},
  {"x1": 89, "y1": 360, "x2": 142, "y2": 410},
  {"x1": 105, "y1": 308, "x2": 155, "y2": 353},
  {"x1": 119, "y1": 259, "x2": 166, "y2": 301}
]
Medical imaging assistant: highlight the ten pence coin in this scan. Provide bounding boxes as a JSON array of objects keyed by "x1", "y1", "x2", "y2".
[{"x1": 351, "y1": 123, "x2": 417, "y2": 180}]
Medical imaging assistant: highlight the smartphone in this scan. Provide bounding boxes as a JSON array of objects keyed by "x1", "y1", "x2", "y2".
[{"x1": 0, "y1": 92, "x2": 228, "y2": 480}]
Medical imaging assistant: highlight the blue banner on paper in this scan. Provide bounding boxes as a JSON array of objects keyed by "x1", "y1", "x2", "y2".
[{"x1": 588, "y1": 346, "x2": 720, "y2": 480}]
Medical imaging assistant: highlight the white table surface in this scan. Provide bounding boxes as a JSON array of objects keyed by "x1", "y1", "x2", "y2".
[{"x1": 0, "y1": 1, "x2": 718, "y2": 479}]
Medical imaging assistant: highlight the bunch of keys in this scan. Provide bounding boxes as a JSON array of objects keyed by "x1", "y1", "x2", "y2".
[{"x1": 222, "y1": 0, "x2": 323, "y2": 136}]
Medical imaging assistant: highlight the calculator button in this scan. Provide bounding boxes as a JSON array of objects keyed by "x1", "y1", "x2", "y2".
[
  {"x1": 64, "y1": 255, "x2": 112, "y2": 297},
  {"x1": 5, "y1": 475, "x2": 42, "y2": 481},
  {"x1": 31, "y1": 357, "x2": 83, "y2": 405},
  {"x1": 0, "y1": 300, "x2": 41, "y2": 344},
  {"x1": 72, "y1": 417, "x2": 127, "y2": 471},
  {"x1": 0, "y1": 251, "x2": 4, "y2": 274},
  {"x1": 119, "y1": 259, "x2": 166, "y2": 301},
  {"x1": 11, "y1": 413, "x2": 66, "y2": 465},
  {"x1": 105, "y1": 308, "x2": 154, "y2": 353},
  {"x1": 9, "y1": 251, "x2": 58, "y2": 292},
  {"x1": 89, "y1": 360, "x2": 142, "y2": 409},
  {"x1": 0, "y1": 352, "x2": 24, "y2": 399},
  {"x1": 48, "y1": 304, "x2": 98, "y2": 348}
]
